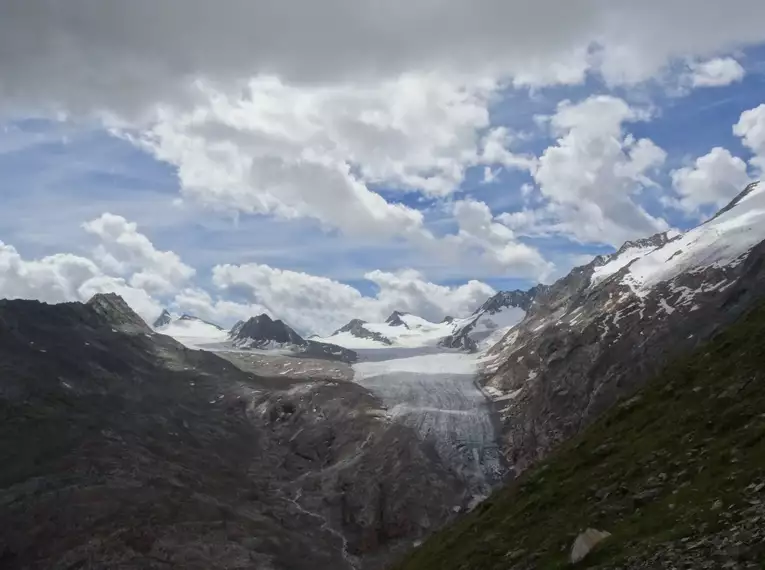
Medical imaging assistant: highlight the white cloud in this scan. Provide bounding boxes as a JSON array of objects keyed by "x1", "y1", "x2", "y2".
[
  {"x1": 171, "y1": 287, "x2": 270, "y2": 325},
  {"x1": 82, "y1": 213, "x2": 195, "y2": 295},
  {"x1": 441, "y1": 199, "x2": 554, "y2": 279},
  {"x1": 734, "y1": 103, "x2": 765, "y2": 174},
  {"x1": 670, "y1": 147, "x2": 751, "y2": 215},
  {"x1": 524, "y1": 95, "x2": 669, "y2": 246},
  {"x1": 212, "y1": 262, "x2": 495, "y2": 335},
  {"x1": 3, "y1": 1, "x2": 765, "y2": 120},
  {"x1": 689, "y1": 57, "x2": 745, "y2": 87}
]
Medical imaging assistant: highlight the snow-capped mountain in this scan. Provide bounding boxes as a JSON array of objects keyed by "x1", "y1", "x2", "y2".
[
  {"x1": 441, "y1": 289, "x2": 541, "y2": 352},
  {"x1": 481, "y1": 181, "x2": 765, "y2": 474},
  {"x1": 320, "y1": 311, "x2": 457, "y2": 349},
  {"x1": 153, "y1": 311, "x2": 228, "y2": 346},
  {"x1": 230, "y1": 313, "x2": 357, "y2": 362},
  {"x1": 322, "y1": 301, "x2": 542, "y2": 352}
]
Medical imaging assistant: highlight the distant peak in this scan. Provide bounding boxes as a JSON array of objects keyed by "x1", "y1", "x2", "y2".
[
  {"x1": 230, "y1": 313, "x2": 304, "y2": 347},
  {"x1": 333, "y1": 318, "x2": 368, "y2": 335},
  {"x1": 152, "y1": 309, "x2": 173, "y2": 329},
  {"x1": 385, "y1": 311, "x2": 409, "y2": 327}
]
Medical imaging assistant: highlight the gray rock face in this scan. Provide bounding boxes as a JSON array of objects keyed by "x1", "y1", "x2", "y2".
[
  {"x1": 0, "y1": 296, "x2": 467, "y2": 570},
  {"x1": 481, "y1": 183, "x2": 765, "y2": 475}
]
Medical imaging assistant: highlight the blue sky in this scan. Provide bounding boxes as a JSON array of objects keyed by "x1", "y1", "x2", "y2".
[
  {"x1": 2, "y1": 56, "x2": 763, "y2": 296},
  {"x1": 1, "y1": 2, "x2": 765, "y2": 333}
]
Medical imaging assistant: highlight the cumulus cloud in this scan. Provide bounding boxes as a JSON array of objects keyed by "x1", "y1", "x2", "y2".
[
  {"x1": 82, "y1": 213, "x2": 195, "y2": 295},
  {"x1": 441, "y1": 199, "x2": 554, "y2": 279},
  {"x1": 734, "y1": 104, "x2": 765, "y2": 174},
  {"x1": 212, "y1": 263, "x2": 495, "y2": 335},
  {"x1": 689, "y1": 57, "x2": 746, "y2": 87},
  {"x1": 670, "y1": 147, "x2": 751, "y2": 215},
  {"x1": 521, "y1": 96, "x2": 669, "y2": 246}
]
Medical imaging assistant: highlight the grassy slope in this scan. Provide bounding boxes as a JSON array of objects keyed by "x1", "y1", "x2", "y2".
[{"x1": 395, "y1": 301, "x2": 765, "y2": 569}]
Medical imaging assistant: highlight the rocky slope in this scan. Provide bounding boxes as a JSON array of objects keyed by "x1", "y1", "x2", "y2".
[
  {"x1": 395, "y1": 296, "x2": 765, "y2": 569},
  {"x1": 480, "y1": 181, "x2": 765, "y2": 475},
  {"x1": 0, "y1": 295, "x2": 470, "y2": 569},
  {"x1": 231, "y1": 314, "x2": 358, "y2": 363}
]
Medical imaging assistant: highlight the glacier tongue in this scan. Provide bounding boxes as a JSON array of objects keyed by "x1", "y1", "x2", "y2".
[{"x1": 353, "y1": 349, "x2": 505, "y2": 503}]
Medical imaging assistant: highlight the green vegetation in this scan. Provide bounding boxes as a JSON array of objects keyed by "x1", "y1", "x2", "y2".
[{"x1": 395, "y1": 301, "x2": 765, "y2": 569}]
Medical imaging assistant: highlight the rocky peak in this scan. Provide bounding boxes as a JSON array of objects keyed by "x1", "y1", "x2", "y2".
[
  {"x1": 230, "y1": 314, "x2": 306, "y2": 348},
  {"x1": 441, "y1": 315, "x2": 454, "y2": 324},
  {"x1": 385, "y1": 311, "x2": 409, "y2": 327},
  {"x1": 333, "y1": 318, "x2": 368, "y2": 335},
  {"x1": 478, "y1": 289, "x2": 539, "y2": 315},
  {"x1": 153, "y1": 309, "x2": 173, "y2": 328},
  {"x1": 87, "y1": 293, "x2": 151, "y2": 334}
]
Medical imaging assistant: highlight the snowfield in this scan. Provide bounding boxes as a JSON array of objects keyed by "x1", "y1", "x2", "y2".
[
  {"x1": 156, "y1": 318, "x2": 229, "y2": 348},
  {"x1": 598, "y1": 182, "x2": 765, "y2": 294}
]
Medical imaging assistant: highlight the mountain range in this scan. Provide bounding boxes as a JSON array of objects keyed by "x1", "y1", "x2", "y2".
[{"x1": 2, "y1": 182, "x2": 765, "y2": 568}]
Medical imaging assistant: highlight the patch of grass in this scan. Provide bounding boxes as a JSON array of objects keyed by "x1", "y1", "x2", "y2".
[{"x1": 394, "y1": 300, "x2": 765, "y2": 569}]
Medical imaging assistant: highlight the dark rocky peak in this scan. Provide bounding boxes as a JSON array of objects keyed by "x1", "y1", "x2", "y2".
[
  {"x1": 333, "y1": 318, "x2": 367, "y2": 335},
  {"x1": 385, "y1": 311, "x2": 409, "y2": 327},
  {"x1": 477, "y1": 290, "x2": 537, "y2": 315},
  {"x1": 708, "y1": 180, "x2": 761, "y2": 222},
  {"x1": 153, "y1": 309, "x2": 173, "y2": 328},
  {"x1": 87, "y1": 293, "x2": 151, "y2": 334},
  {"x1": 231, "y1": 313, "x2": 306, "y2": 347},
  {"x1": 441, "y1": 315, "x2": 454, "y2": 324}
]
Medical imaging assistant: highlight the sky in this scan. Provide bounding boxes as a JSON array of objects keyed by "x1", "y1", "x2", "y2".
[{"x1": 1, "y1": 1, "x2": 765, "y2": 336}]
